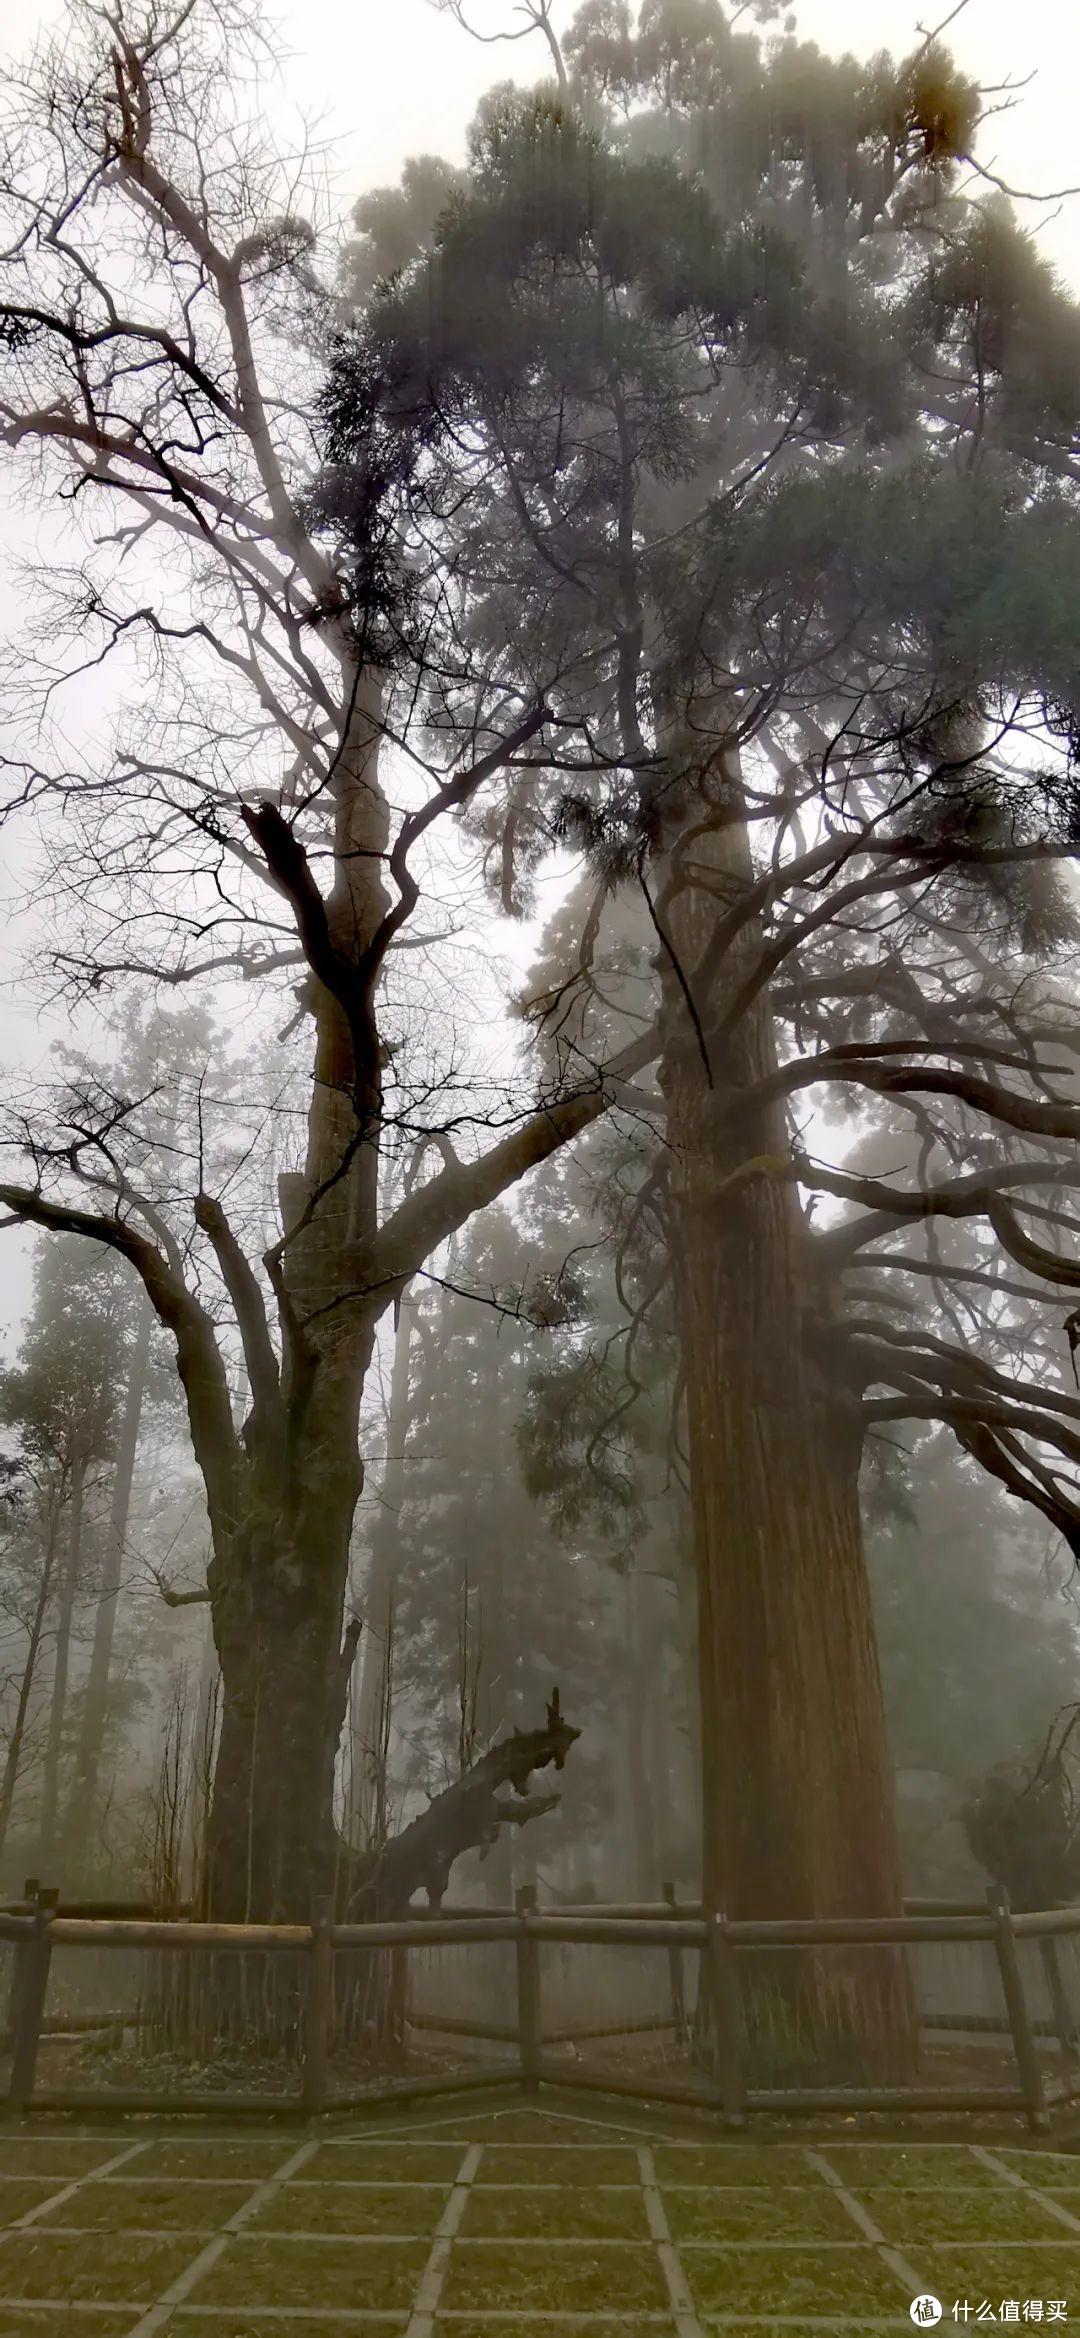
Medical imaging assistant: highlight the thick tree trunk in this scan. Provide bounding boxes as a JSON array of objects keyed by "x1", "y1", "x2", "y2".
[
  {"x1": 198, "y1": 668, "x2": 388, "y2": 1924},
  {"x1": 661, "y1": 793, "x2": 911, "y2": 2074},
  {"x1": 206, "y1": 1529, "x2": 357, "y2": 1923},
  {"x1": 188, "y1": 671, "x2": 579, "y2": 1940},
  {"x1": 207, "y1": 1635, "x2": 338, "y2": 1922},
  {"x1": 670, "y1": 1534, "x2": 702, "y2": 1874}
]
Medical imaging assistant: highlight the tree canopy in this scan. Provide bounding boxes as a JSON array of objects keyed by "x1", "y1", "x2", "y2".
[{"x1": 316, "y1": 12, "x2": 1080, "y2": 1558}]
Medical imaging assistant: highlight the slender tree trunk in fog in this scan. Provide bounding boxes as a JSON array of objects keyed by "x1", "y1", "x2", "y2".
[
  {"x1": 0, "y1": 1499, "x2": 63, "y2": 1863},
  {"x1": 39, "y1": 1457, "x2": 85, "y2": 1871},
  {"x1": 625, "y1": 1570, "x2": 658, "y2": 1897},
  {"x1": 67, "y1": 1290, "x2": 153, "y2": 1850},
  {"x1": 479, "y1": 1537, "x2": 514, "y2": 1905}
]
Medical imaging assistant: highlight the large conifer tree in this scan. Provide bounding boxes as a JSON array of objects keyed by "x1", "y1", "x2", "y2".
[{"x1": 319, "y1": 0, "x2": 1080, "y2": 2022}]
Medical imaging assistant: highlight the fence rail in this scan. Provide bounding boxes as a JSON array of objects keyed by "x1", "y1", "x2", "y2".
[{"x1": 2, "y1": 1878, "x2": 1076, "y2": 2129}]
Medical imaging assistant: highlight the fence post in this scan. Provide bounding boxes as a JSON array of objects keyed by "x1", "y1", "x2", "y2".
[
  {"x1": 516, "y1": 1884, "x2": 541, "y2": 2093},
  {"x1": 9, "y1": 1885, "x2": 58, "y2": 2110},
  {"x1": 388, "y1": 1944, "x2": 408, "y2": 2066},
  {"x1": 707, "y1": 1912, "x2": 745, "y2": 2127},
  {"x1": 1040, "y1": 1935, "x2": 1078, "y2": 2062},
  {"x1": 663, "y1": 1881, "x2": 687, "y2": 2042},
  {"x1": 4, "y1": 1880, "x2": 38, "y2": 2056},
  {"x1": 990, "y1": 1886, "x2": 1048, "y2": 2132},
  {"x1": 301, "y1": 1896, "x2": 334, "y2": 2116}
]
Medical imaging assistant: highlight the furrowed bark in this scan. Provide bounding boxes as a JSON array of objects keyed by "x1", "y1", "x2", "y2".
[{"x1": 657, "y1": 731, "x2": 912, "y2": 2073}]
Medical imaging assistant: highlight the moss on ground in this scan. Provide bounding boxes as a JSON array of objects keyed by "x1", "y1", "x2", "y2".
[
  {"x1": 433, "y1": 2323, "x2": 674, "y2": 2337},
  {"x1": 416, "y1": 2110, "x2": 626, "y2": 2142},
  {"x1": 249, "y1": 2181, "x2": 449, "y2": 2235},
  {"x1": 46, "y1": 2177, "x2": 251, "y2": 2230},
  {"x1": 306, "y1": 2142, "x2": 464, "y2": 2183},
  {"x1": 175, "y1": 2320, "x2": 408, "y2": 2338},
  {"x1": 922, "y1": 2243, "x2": 1080, "y2": 2299},
  {"x1": 823, "y1": 2145, "x2": 999, "y2": 2187},
  {"x1": 440, "y1": 2238, "x2": 669, "y2": 2311},
  {"x1": 859, "y1": 2186, "x2": 1071, "y2": 2242},
  {"x1": 0, "y1": 2181, "x2": 72, "y2": 2224},
  {"x1": 0, "y1": 2111, "x2": 1054, "y2": 2329},
  {"x1": 477, "y1": 2145, "x2": 639, "y2": 2186},
  {"x1": 685, "y1": 2243, "x2": 908, "y2": 2314},
  {"x1": 652, "y1": 2144, "x2": 814, "y2": 2185},
  {"x1": 0, "y1": 2313, "x2": 141, "y2": 2335},
  {"x1": 0, "y1": 2142, "x2": 120, "y2": 2178},
  {"x1": 663, "y1": 2182, "x2": 854, "y2": 2240},
  {"x1": 461, "y1": 2184, "x2": 649, "y2": 2238},
  {"x1": 0, "y1": 2229, "x2": 195, "y2": 2300},
  {"x1": 998, "y1": 2151, "x2": 1080, "y2": 2186},
  {"x1": 189, "y1": 2234, "x2": 429, "y2": 2309},
  {"x1": 134, "y1": 2138, "x2": 298, "y2": 2180}
]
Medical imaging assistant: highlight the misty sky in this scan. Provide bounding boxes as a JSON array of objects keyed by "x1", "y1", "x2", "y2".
[
  {"x1": 280, "y1": 0, "x2": 1080, "y2": 301},
  {"x1": 5, "y1": 0, "x2": 1080, "y2": 292}
]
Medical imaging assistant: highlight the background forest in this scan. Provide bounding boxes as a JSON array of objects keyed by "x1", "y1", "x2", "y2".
[{"x1": 0, "y1": 1023, "x2": 1074, "y2": 1913}]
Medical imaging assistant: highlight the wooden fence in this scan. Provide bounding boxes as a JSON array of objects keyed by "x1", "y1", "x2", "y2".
[{"x1": 0, "y1": 1880, "x2": 1074, "y2": 2130}]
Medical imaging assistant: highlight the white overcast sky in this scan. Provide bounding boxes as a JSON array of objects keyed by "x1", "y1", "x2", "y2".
[
  {"x1": 284, "y1": 0, "x2": 1080, "y2": 297},
  {"x1": 0, "y1": 0, "x2": 1077, "y2": 1343},
  {"x1": 5, "y1": 0, "x2": 1080, "y2": 287}
]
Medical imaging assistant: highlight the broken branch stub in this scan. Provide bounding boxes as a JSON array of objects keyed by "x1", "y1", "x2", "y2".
[{"x1": 346, "y1": 1689, "x2": 581, "y2": 1916}]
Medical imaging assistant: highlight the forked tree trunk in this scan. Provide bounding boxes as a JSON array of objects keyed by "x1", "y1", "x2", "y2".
[
  {"x1": 182, "y1": 677, "x2": 576, "y2": 1946},
  {"x1": 661, "y1": 789, "x2": 912, "y2": 2075},
  {"x1": 200, "y1": 673, "x2": 388, "y2": 1926}
]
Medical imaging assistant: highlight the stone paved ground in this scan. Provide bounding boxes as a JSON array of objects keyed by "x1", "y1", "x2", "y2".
[{"x1": 0, "y1": 2095, "x2": 1076, "y2": 2337}]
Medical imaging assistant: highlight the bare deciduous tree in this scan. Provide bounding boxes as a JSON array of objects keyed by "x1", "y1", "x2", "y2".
[{"x1": 0, "y1": 0, "x2": 608, "y2": 1918}]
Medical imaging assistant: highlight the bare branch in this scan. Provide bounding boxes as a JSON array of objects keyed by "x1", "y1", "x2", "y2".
[{"x1": 0, "y1": 1183, "x2": 241, "y2": 1541}]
